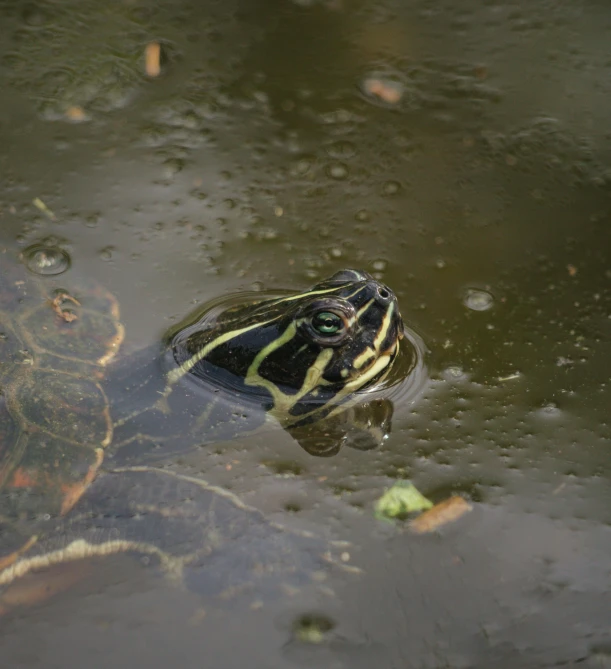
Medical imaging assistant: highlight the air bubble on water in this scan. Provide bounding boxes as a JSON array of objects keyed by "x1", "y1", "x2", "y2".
[
  {"x1": 442, "y1": 366, "x2": 469, "y2": 382},
  {"x1": 259, "y1": 229, "x2": 278, "y2": 241},
  {"x1": 163, "y1": 157, "x2": 185, "y2": 179},
  {"x1": 326, "y1": 162, "x2": 349, "y2": 180},
  {"x1": 84, "y1": 213, "x2": 100, "y2": 228},
  {"x1": 22, "y1": 243, "x2": 71, "y2": 276},
  {"x1": 290, "y1": 156, "x2": 313, "y2": 177},
  {"x1": 372, "y1": 259, "x2": 387, "y2": 272},
  {"x1": 292, "y1": 613, "x2": 335, "y2": 644},
  {"x1": 382, "y1": 180, "x2": 401, "y2": 195},
  {"x1": 326, "y1": 140, "x2": 356, "y2": 160},
  {"x1": 463, "y1": 288, "x2": 494, "y2": 311},
  {"x1": 98, "y1": 246, "x2": 115, "y2": 261},
  {"x1": 535, "y1": 402, "x2": 563, "y2": 419}
]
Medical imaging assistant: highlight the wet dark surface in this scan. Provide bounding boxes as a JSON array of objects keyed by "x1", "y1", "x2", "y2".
[{"x1": 1, "y1": 0, "x2": 610, "y2": 667}]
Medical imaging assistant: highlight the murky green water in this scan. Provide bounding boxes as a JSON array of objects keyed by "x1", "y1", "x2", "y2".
[{"x1": 1, "y1": 0, "x2": 610, "y2": 667}]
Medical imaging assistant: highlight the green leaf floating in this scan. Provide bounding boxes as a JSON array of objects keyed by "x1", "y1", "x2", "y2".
[{"x1": 375, "y1": 481, "x2": 433, "y2": 521}]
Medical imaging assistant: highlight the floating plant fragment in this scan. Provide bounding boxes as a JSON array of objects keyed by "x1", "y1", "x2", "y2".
[{"x1": 374, "y1": 481, "x2": 433, "y2": 521}]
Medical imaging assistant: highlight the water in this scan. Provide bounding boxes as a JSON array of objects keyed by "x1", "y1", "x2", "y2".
[{"x1": 1, "y1": 0, "x2": 610, "y2": 666}]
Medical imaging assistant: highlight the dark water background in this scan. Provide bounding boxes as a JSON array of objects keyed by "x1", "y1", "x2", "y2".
[{"x1": 1, "y1": 0, "x2": 610, "y2": 667}]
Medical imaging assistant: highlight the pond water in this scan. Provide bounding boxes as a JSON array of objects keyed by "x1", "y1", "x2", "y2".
[{"x1": 1, "y1": 0, "x2": 610, "y2": 667}]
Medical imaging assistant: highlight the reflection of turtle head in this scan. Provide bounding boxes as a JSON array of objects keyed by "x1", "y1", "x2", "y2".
[{"x1": 171, "y1": 269, "x2": 407, "y2": 426}]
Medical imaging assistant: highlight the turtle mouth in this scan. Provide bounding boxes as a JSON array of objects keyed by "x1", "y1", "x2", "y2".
[{"x1": 345, "y1": 340, "x2": 399, "y2": 392}]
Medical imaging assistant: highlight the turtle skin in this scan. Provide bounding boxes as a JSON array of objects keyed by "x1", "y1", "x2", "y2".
[{"x1": 0, "y1": 467, "x2": 348, "y2": 615}]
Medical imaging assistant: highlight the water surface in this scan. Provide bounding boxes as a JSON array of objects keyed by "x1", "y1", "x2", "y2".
[{"x1": 0, "y1": 0, "x2": 610, "y2": 667}]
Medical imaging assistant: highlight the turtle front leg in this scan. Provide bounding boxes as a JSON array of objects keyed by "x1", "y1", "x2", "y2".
[
  {"x1": 286, "y1": 397, "x2": 394, "y2": 456},
  {"x1": 0, "y1": 467, "x2": 354, "y2": 615}
]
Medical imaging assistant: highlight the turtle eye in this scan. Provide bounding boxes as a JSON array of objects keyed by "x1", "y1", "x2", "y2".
[{"x1": 311, "y1": 311, "x2": 344, "y2": 336}]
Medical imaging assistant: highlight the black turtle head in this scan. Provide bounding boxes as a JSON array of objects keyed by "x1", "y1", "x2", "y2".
[{"x1": 170, "y1": 269, "x2": 404, "y2": 424}]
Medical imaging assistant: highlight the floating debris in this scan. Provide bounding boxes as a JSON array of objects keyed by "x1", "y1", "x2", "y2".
[
  {"x1": 375, "y1": 481, "x2": 433, "y2": 521},
  {"x1": 409, "y1": 496, "x2": 473, "y2": 534},
  {"x1": 65, "y1": 106, "x2": 87, "y2": 122},
  {"x1": 145, "y1": 42, "x2": 161, "y2": 77},
  {"x1": 32, "y1": 197, "x2": 57, "y2": 221},
  {"x1": 362, "y1": 77, "x2": 404, "y2": 105},
  {"x1": 498, "y1": 372, "x2": 521, "y2": 382}
]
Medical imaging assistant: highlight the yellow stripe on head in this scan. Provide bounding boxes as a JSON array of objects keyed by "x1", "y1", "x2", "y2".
[
  {"x1": 245, "y1": 322, "x2": 335, "y2": 415},
  {"x1": 167, "y1": 318, "x2": 275, "y2": 386},
  {"x1": 351, "y1": 302, "x2": 395, "y2": 371}
]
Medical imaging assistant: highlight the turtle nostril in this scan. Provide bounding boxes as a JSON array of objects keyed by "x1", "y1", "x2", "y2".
[{"x1": 377, "y1": 286, "x2": 391, "y2": 300}]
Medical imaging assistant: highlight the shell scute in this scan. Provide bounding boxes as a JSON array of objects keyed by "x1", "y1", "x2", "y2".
[{"x1": 0, "y1": 250, "x2": 122, "y2": 518}]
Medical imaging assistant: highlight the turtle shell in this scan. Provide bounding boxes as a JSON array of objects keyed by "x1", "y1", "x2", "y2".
[{"x1": 0, "y1": 246, "x2": 124, "y2": 518}]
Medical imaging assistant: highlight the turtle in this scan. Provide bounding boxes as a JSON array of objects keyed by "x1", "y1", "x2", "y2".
[{"x1": 0, "y1": 242, "x2": 415, "y2": 613}]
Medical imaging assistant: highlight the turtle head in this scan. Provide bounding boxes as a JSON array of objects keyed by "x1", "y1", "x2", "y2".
[
  {"x1": 172, "y1": 270, "x2": 404, "y2": 412},
  {"x1": 170, "y1": 269, "x2": 411, "y2": 453}
]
